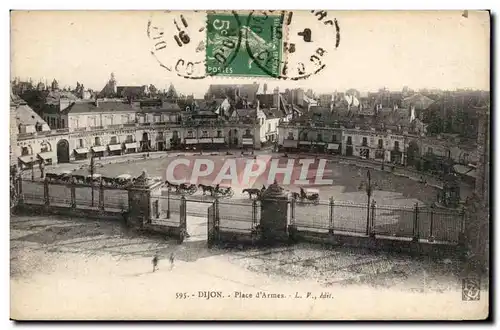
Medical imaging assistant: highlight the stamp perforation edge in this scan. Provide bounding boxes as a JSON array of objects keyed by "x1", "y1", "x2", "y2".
[{"x1": 204, "y1": 10, "x2": 292, "y2": 81}]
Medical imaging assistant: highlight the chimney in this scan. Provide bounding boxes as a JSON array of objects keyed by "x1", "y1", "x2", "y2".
[
  {"x1": 95, "y1": 99, "x2": 100, "y2": 107},
  {"x1": 60, "y1": 99, "x2": 70, "y2": 111},
  {"x1": 273, "y1": 87, "x2": 280, "y2": 109}
]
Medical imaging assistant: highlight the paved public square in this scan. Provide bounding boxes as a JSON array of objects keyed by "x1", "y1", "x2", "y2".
[
  {"x1": 22, "y1": 152, "x2": 471, "y2": 242},
  {"x1": 11, "y1": 214, "x2": 487, "y2": 320}
]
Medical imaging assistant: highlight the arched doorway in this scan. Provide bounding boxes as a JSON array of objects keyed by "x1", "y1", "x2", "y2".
[
  {"x1": 141, "y1": 132, "x2": 151, "y2": 151},
  {"x1": 56, "y1": 139, "x2": 70, "y2": 163},
  {"x1": 406, "y1": 140, "x2": 420, "y2": 168}
]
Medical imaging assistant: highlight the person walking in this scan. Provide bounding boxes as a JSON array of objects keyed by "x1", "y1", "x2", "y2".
[
  {"x1": 169, "y1": 252, "x2": 175, "y2": 270},
  {"x1": 152, "y1": 253, "x2": 159, "y2": 272}
]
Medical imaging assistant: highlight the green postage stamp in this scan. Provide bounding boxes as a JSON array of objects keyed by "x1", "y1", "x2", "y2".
[
  {"x1": 147, "y1": 10, "x2": 338, "y2": 80},
  {"x1": 206, "y1": 13, "x2": 284, "y2": 78}
]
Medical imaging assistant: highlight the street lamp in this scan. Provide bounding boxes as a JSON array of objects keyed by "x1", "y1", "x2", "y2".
[
  {"x1": 365, "y1": 170, "x2": 373, "y2": 235},
  {"x1": 88, "y1": 153, "x2": 101, "y2": 207}
]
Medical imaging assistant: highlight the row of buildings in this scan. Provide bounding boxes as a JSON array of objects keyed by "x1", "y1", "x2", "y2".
[{"x1": 10, "y1": 80, "x2": 487, "y2": 182}]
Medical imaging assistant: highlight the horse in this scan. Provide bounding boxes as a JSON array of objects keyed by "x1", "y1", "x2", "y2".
[
  {"x1": 101, "y1": 176, "x2": 116, "y2": 186},
  {"x1": 165, "y1": 180, "x2": 180, "y2": 191},
  {"x1": 198, "y1": 184, "x2": 214, "y2": 196},
  {"x1": 46, "y1": 173, "x2": 60, "y2": 182},
  {"x1": 243, "y1": 188, "x2": 261, "y2": 199},
  {"x1": 216, "y1": 186, "x2": 234, "y2": 198},
  {"x1": 179, "y1": 183, "x2": 198, "y2": 195},
  {"x1": 72, "y1": 174, "x2": 86, "y2": 184}
]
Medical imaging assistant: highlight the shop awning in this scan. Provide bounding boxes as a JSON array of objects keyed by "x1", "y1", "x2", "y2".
[
  {"x1": 92, "y1": 146, "x2": 106, "y2": 153},
  {"x1": 185, "y1": 139, "x2": 198, "y2": 145},
  {"x1": 242, "y1": 138, "x2": 253, "y2": 145},
  {"x1": 213, "y1": 138, "x2": 225, "y2": 144},
  {"x1": 125, "y1": 143, "x2": 137, "y2": 149},
  {"x1": 108, "y1": 144, "x2": 122, "y2": 151},
  {"x1": 74, "y1": 148, "x2": 89, "y2": 154},
  {"x1": 199, "y1": 138, "x2": 213, "y2": 143},
  {"x1": 299, "y1": 141, "x2": 311, "y2": 145},
  {"x1": 283, "y1": 140, "x2": 298, "y2": 148},
  {"x1": 18, "y1": 155, "x2": 36, "y2": 164},
  {"x1": 37, "y1": 151, "x2": 55, "y2": 160},
  {"x1": 453, "y1": 164, "x2": 477, "y2": 177},
  {"x1": 327, "y1": 143, "x2": 339, "y2": 150}
]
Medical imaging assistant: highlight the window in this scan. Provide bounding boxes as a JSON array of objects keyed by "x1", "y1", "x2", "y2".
[
  {"x1": 21, "y1": 146, "x2": 30, "y2": 156},
  {"x1": 94, "y1": 137, "x2": 101, "y2": 146},
  {"x1": 61, "y1": 119, "x2": 65, "y2": 128},
  {"x1": 172, "y1": 131, "x2": 179, "y2": 139},
  {"x1": 217, "y1": 130, "x2": 222, "y2": 138},
  {"x1": 202, "y1": 130, "x2": 208, "y2": 137},
  {"x1": 316, "y1": 133, "x2": 323, "y2": 142},
  {"x1": 110, "y1": 136, "x2": 118, "y2": 144},
  {"x1": 301, "y1": 132, "x2": 308, "y2": 140},
  {"x1": 268, "y1": 123, "x2": 271, "y2": 132},
  {"x1": 187, "y1": 130, "x2": 193, "y2": 138},
  {"x1": 378, "y1": 139, "x2": 383, "y2": 149},
  {"x1": 394, "y1": 141, "x2": 400, "y2": 150},
  {"x1": 347, "y1": 136, "x2": 352, "y2": 145},
  {"x1": 245, "y1": 129, "x2": 251, "y2": 136},
  {"x1": 40, "y1": 143, "x2": 49, "y2": 153},
  {"x1": 126, "y1": 135, "x2": 134, "y2": 143},
  {"x1": 427, "y1": 147, "x2": 433, "y2": 154},
  {"x1": 287, "y1": 132, "x2": 294, "y2": 140},
  {"x1": 157, "y1": 132, "x2": 164, "y2": 140},
  {"x1": 78, "y1": 139, "x2": 84, "y2": 148},
  {"x1": 332, "y1": 135, "x2": 337, "y2": 142},
  {"x1": 362, "y1": 137, "x2": 368, "y2": 146}
]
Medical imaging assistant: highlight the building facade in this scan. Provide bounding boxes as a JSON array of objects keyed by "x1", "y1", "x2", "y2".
[{"x1": 278, "y1": 124, "x2": 478, "y2": 167}]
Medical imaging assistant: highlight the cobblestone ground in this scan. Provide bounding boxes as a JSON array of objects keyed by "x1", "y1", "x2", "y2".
[{"x1": 10, "y1": 214, "x2": 488, "y2": 320}]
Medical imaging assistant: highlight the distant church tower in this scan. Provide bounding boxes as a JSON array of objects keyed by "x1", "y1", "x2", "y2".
[{"x1": 98, "y1": 72, "x2": 117, "y2": 98}]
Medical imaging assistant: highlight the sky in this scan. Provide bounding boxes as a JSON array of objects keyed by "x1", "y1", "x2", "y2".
[{"x1": 10, "y1": 10, "x2": 490, "y2": 98}]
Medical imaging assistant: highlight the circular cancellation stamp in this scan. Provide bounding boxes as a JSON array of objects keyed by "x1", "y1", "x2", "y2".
[
  {"x1": 147, "y1": 11, "x2": 243, "y2": 79},
  {"x1": 147, "y1": 10, "x2": 340, "y2": 80},
  {"x1": 246, "y1": 10, "x2": 340, "y2": 80}
]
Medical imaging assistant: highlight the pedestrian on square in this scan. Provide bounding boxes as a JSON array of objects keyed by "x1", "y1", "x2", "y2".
[
  {"x1": 169, "y1": 252, "x2": 175, "y2": 270},
  {"x1": 152, "y1": 253, "x2": 159, "y2": 272}
]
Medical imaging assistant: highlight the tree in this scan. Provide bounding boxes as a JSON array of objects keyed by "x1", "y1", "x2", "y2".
[
  {"x1": 166, "y1": 84, "x2": 178, "y2": 99},
  {"x1": 149, "y1": 84, "x2": 158, "y2": 96},
  {"x1": 51, "y1": 79, "x2": 59, "y2": 91}
]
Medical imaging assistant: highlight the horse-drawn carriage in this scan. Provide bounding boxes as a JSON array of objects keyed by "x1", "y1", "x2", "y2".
[
  {"x1": 165, "y1": 180, "x2": 198, "y2": 195},
  {"x1": 291, "y1": 188, "x2": 320, "y2": 205},
  {"x1": 197, "y1": 184, "x2": 234, "y2": 198}
]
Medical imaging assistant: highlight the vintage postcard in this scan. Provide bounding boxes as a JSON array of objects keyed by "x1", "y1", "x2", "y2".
[{"x1": 9, "y1": 10, "x2": 490, "y2": 320}]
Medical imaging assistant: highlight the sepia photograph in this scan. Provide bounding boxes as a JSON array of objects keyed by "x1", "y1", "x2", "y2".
[{"x1": 8, "y1": 7, "x2": 491, "y2": 321}]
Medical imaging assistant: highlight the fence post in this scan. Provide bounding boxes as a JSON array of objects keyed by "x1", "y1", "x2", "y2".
[
  {"x1": 370, "y1": 200, "x2": 376, "y2": 238},
  {"x1": 428, "y1": 204, "x2": 435, "y2": 242},
  {"x1": 99, "y1": 181, "x2": 105, "y2": 211},
  {"x1": 43, "y1": 177, "x2": 50, "y2": 206},
  {"x1": 70, "y1": 179, "x2": 76, "y2": 209},
  {"x1": 214, "y1": 198, "x2": 220, "y2": 241},
  {"x1": 460, "y1": 206, "x2": 466, "y2": 234},
  {"x1": 290, "y1": 197, "x2": 296, "y2": 226},
  {"x1": 17, "y1": 176, "x2": 24, "y2": 205},
  {"x1": 328, "y1": 197, "x2": 334, "y2": 234},
  {"x1": 166, "y1": 187, "x2": 171, "y2": 219},
  {"x1": 412, "y1": 202, "x2": 419, "y2": 242},
  {"x1": 252, "y1": 199, "x2": 258, "y2": 228}
]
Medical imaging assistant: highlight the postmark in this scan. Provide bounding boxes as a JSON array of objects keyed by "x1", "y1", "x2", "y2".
[
  {"x1": 205, "y1": 12, "x2": 244, "y2": 76},
  {"x1": 148, "y1": 10, "x2": 340, "y2": 80},
  {"x1": 246, "y1": 10, "x2": 340, "y2": 80},
  {"x1": 147, "y1": 11, "x2": 242, "y2": 79}
]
